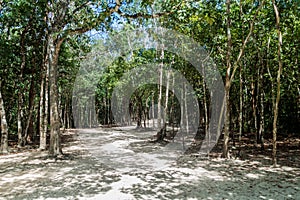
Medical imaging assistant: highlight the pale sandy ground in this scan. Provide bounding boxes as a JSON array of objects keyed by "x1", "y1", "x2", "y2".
[{"x1": 0, "y1": 126, "x2": 299, "y2": 200}]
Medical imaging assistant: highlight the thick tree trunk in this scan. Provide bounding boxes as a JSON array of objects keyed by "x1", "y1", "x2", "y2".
[
  {"x1": 48, "y1": 36, "x2": 64, "y2": 156},
  {"x1": 0, "y1": 81, "x2": 9, "y2": 154}
]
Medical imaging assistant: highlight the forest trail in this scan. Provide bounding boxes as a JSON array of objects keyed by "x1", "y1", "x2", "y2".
[{"x1": 0, "y1": 127, "x2": 299, "y2": 200}]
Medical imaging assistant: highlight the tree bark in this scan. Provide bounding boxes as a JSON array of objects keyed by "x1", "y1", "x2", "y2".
[
  {"x1": 257, "y1": 48, "x2": 265, "y2": 150},
  {"x1": 272, "y1": 0, "x2": 283, "y2": 166},
  {"x1": 223, "y1": 0, "x2": 232, "y2": 159},
  {"x1": 157, "y1": 45, "x2": 164, "y2": 129},
  {"x1": 39, "y1": 74, "x2": 46, "y2": 150},
  {"x1": 164, "y1": 70, "x2": 170, "y2": 127},
  {"x1": 184, "y1": 81, "x2": 189, "y2": 136},
  {"x1": 152, "y1": 93, "x2": 155, "y2": 128},
  {"x1": 202, "y1": 64, "x2": 209, "y2": 144},
  {"x1": 222, "y1": 0, "x2": 265, "y2": 158},
  {"x1": 17, "y1": 27, "x2": 27, "y2": 147},
  {"x1": 39, "y1": 45, "x2": 49, "y2": 150},
  {"x1": 251, "y1": 76, "x2": 258, "y2": 143},
  {"x1": 0, "y1": 81, "x2": 9, "y2": 154},
  {"x1": 24, "y1": 75, "x2": 36, "y2": 144},
  {"x1": 48, "y1": 36, "x2": 64, "y2": 156}
]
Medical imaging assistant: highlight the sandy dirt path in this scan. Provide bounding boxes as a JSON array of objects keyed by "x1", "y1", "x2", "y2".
[{"x1": 0, "y1": 126, "x2": 299, "y2": 199}]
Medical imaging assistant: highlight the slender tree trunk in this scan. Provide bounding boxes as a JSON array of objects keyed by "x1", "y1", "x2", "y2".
[
  {"x1": 180, "y1": 81, "x2": 186, "y2": 150},
  {"x1": 238, "y1": 0, "x2": 244, "y2": 147},
  {"x1": 238, "y1": 63, "x2": 243, "y2": 145},
  {"x1": 44, "y1": 64, "x2": 49, "y2": 148},
  {"x1": 222, "y1": 0, "x2": 265, "y2": 158},
  {"x1": 39, "y1": 75, "x2": 47, "y2": 150},
  {"x1": 184, "y1": 81, "x2": 189, "y2": 136},
  {"x1": 251, "y1": 76, "x2": 258, "y2": 144},
  {"x1": 137, "y1": 96, "x2": 142, "y2": 128},
  {"x1": 223, "y1": 0, "x2": 232, "y2": 158},
  {"x1": 259, "y1": 78, "x2": 265, "y2": 151},
  {"x1": 17, "y1": 93, "x2": 24, "y2": 147},
  {"x1": 257, "y1": 49, "x2": 265, "y2": 151},
  {"x1": 17, "y1": 28, "x2": 27, "y2": 147},
  {"x1": 0, "y1": 81, "x2": 9, "y2": 154},
  {"x1": 152, "y1": 93, "x2": 155, "y2": 128},
  {"x1": 24, "y1": 76, "x2": 36, "y2": 143},
  {"x1": 272, "y1": 1, "x2": 283, "y2": 166},
  {"x1": 164, "y1": 70, "x2": 170, "y2": 126},
  {"x1": 39, "y1": 46, "x2": 49, "y2": 150},
  {"x1": 171, "y1": 71, "x2": 175, "y2": 135},
  {"x1": 202, "y1": 65, "x2": 209, "y2": 144},
  {"x1": 157, "y1": 46, "x2": 164, "y2": 129}
]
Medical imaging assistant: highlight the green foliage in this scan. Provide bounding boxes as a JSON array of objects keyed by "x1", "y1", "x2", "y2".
[{"x1": 0, "y1": 0, "x2": 299, "y2": 140}]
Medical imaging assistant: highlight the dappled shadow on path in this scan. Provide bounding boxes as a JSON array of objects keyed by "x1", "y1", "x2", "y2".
[{"x1": 0, "y1": 128, "x2": 299, "y2": 200}]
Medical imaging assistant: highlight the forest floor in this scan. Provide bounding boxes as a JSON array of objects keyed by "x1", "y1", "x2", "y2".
[{"x1": 0, "y1": 126, "x2": 299, "y2": 200}]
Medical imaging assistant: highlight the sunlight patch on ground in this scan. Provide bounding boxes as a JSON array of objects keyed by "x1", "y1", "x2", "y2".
[
  {"x1": 84, "y1": 175, "x2": 146, "y2": 200},
  {"x1": 0, "y1": 127, "x2": 299, "y2": 199}
]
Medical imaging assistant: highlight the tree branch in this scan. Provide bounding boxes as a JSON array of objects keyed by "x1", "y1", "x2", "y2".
[
  {"x1": 72, "y1": 1, "x2": 92, "y2": 15},
  {"x1": 229, "y1": 0, "x2": 266, "y2": 86},
  {"x1": 61, "y1": 1, "x2": 185, "y2": 39},
  {"x1": 112, "y1": 0, "x2": 183, "y2": 19}
]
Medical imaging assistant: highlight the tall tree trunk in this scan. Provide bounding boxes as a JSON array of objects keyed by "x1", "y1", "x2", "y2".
[
  {"x1": 152, "y1": 93, "x2": 155, "y2": 128},
  {"x1": 238, "y1": 0, "x2": 244, "y2": 147},
  {"x1": 202, "y1": 65, "x2": 209, "y2": 144},
  {"x1": 238, "y1": 63, "x2": 243, "y2": 145},
  {"x1": 259, "y1": 74, "x2": 265, "y2": 151},
  {"x1": 17, "y1": 93, "x2": 24, "y2": 147},
  {"x1": 251, "y1": 76, "x2": 258, "y2": 144},
  {"x1": 180, "y1": 81, "x2": 186, "y2": 150},
  {"x1": 257, "y1": 48, "x2": 265, "y2": 151},
  {"x1": 43, "y1": 61, "x2": 49, "y2": 149},
  {"x1": 184, "y1": 81, "x2": 189, "y2": 136},
  {"x1": 39, "y1": 74, "x2": 47, "y2": 150},
  {"x1": 0, "y1": 81, "x2": 9, "y2": 154},
  {"x1": 157, "y1": 46, "x2": 164, "y2": 129},
  {"x1": 272, "y1": 0, "x2": 283, "y2": 166},
  {"x1": 17, "y1": 27, "x2": 27, "y2": 147},
  {"x1": 39, "y1": 13, "x2": 49, "y2": 150},
  {"x1": 24, "y1": 76, "x2": 36, "y2": 144},
  {"x1": 171, "y1": 72, "x2": 175, "y2": 134},
  {"x1": 48, "y1": 36, "x2": 64, "y2": 156},
  {"x1": 223, "y1": 0, "x2": 232, "y2": 158},
  {"x1": 222, "y1": 0, "x2": 265, "y2": 158},
  {"x1": 164, "y1": 70, "x2": 170, "y2": 126}
]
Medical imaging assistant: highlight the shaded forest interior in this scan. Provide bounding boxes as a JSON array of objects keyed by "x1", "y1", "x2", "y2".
[{"x1": 0, "y1": 0, "x2": 299, "y2": 166}]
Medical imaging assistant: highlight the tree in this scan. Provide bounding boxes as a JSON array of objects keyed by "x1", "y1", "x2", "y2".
[
  {"x1": 271, "y1": 0, "x2": 283, "y2": 166},
  {"x1": 0, "y1": 81, "x2": 9, "y2": 154}
]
